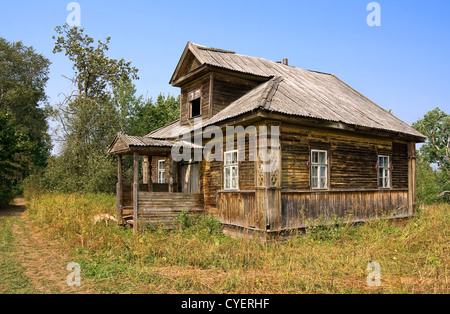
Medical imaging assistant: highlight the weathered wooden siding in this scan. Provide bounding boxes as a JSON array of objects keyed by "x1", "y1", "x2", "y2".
[
  {"x1": 180, "y1": 75, "x2": 211, "y2": 126},
  {"x1": 150, "y1": 156, "x2": 170, "y2": 184},
  {"x1": 137, "y1": 192, "x2": 204, "y2": 229},
  {"x1": 212, "y1": 73, "x2": 259, "y2": 116},
  {"x1": 122, "y1": 183, "x2": 169, "y2": 211},
  {"x1": 281, "y1": 190, "x2": 409, "y2": 230},
  {"x1": 392, "y1": 143, "x2": 409, "y2": 189},
  {"x1": 217, "y1": 191, "x2": 264, "y2": 230},
  {"x1": 280, "y1": 124, "x2": 408, "y2": 190},
  {"x1": 203, "y1": 130, "x2": 256, "y2": 214}
]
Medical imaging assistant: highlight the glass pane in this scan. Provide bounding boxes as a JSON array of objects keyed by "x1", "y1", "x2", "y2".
[
  {"x1": 320, "y1": 166, "x2": 326, "y2": 178},
  {"x1": 312, "y1": 152, "x2": 318, "y2": 164},
  {"x1": 379, "y1": 168, "x2": 384, "y2": 179},
  {"x1": 225, "y1": 153, "x2": 231, "y2": 165},
  {"x1": 379, "y1": 157, "x2": 384, "y2": 167},
  {"x1": 233, "y1": 167, "x2": 238, "y2": 189},
  {"x1": 312, "y1": 177, "x2": 318, "y2": 189},
  {"x1": 232, "y1": 178, "x2": 237, "y2": 189},
  {"x1": 233, "y1": 152, "x2": 238, "y2": 164},
  {"x1": 379, "y1": 178, "x2": 384, "y2": 188},
  {"x1": 319, "y1": 152, "x2": 327, "y2": 164},
  {"x1": 312, "y1": 166, "x2": 318, "y2": 177},
  {"x1": 320, "y1": 177, "x2": 327, "y2": 189},
  {"x1": 385, "y1": 157, "x2": 389, "y2": 167},
  {"x1": 384, "y1": 178, "x2": 389, "y2": 188},
  {"x1": 225, "y1": 168, "x2": 231, "y2": 189}
]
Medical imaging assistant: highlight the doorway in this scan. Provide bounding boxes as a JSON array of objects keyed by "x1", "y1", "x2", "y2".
[{"x1": 181, "y1": 163, "x2": 199, "y2": 194}]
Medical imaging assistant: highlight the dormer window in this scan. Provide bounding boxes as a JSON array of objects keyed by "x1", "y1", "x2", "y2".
[{"x1": 188, "y1": 88, "x2": 202, "y2": 119}]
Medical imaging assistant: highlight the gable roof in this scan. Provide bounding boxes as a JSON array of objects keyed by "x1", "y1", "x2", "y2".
[{"x1": 157, "y1": 42, "x2": 426, "y2": 141}]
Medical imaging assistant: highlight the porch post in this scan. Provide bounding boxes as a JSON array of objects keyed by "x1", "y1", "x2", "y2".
[
  {"x1": 408, "y1": 142, "x2": 417, "y2": 216},
  {"x1": 143, "y1": 156, "x2": 153, "y2": 192},
  {"x1": 148, "y1": 158, "x2": 153, "y2": 192},
  {"x1": 116, "y1": 155, "x2": 123, "y2": 225},
  {"x1": 168, "y1": 155, "x2": 176, "y2": 193},
  {"x1": 255, "y1": 122, "x2": 282, "y2": 233},
  {"x1": 133, "y1": 152, "x2": 140, "y2": 233}
]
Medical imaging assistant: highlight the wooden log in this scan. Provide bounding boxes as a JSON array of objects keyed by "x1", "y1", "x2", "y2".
[
  {"x1": 133, "y1": 152, "x2": 140, "y2": 233},
  {"x1": 408, "y1": 142, "x2": 417, "y2": 215},
  {"x1": 117, "y1": 155, "x2": 123, "y2": 225}
]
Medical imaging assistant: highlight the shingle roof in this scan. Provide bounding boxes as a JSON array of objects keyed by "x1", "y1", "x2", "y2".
[
  {"x1": 108, "y1": 133, "x2": 202, "y2": 154},
  {"x1": 149, "y1": 42, "x2": 426, "y2": 140}
]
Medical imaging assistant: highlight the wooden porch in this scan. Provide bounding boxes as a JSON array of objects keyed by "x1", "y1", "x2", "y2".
[{"x1": 109, "y1": 134, "x2": 205, "y2": 233}]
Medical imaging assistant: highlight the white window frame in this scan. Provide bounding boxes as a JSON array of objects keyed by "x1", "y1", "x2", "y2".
[
  {"x1": 378, "y1": 156, "x2": 391, "y2": 189},
  {"x1": 311, "y1": 150, "x2": 328, "y2": 190},
  {"x1": 158, "y1": 160, "x2": 166, "y2": 184},
  {"x1": 224, "y1": 150, "x2": 239, "y2": 190}
]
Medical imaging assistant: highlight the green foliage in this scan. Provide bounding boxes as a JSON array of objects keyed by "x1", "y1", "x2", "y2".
[
  {"x1": 416, "y1": 154, "x2": 441, "y2": 204},
  {"x1": 175, "y1": 211, "x2": 223, "y2": 238},
  {"x1": 24, "y1": 192, "x2": 450, "y2": 294},
  {"x1": 413, "y1": 108, "x2": 450, "y2": 204},
  {"x1": 52, "y1": 25, "x2": 139, "y2": 100},
  {"x1": 44, "y1": 26, "x2": 140, "y2": 194},
  {"x1": 129, "y1": 94, "x2": 180, "y2": 137},
  {"x1": 0, "y1": 38, "x2": 51, "y2": 204},
  {"x1": 412, "y1": 107, "x2": 449, "y2": 171},
  {"x1": 38, "y1": 26, "x2": 180, "y2": 194}
]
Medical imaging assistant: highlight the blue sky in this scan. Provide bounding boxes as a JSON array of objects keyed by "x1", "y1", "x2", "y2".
[{"x1": 1, "y1": 0, "x2": 449, "y2": 128}]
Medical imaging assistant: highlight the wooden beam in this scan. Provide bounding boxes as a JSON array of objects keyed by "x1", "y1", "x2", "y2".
[
  {"x1": 148, "y1": 157, "x2": 153, "y2": 192},
  {"x1": 209, "y1": 72, "x2": 214, "y2": 118},
  {"x1": 116, "y1": 155, "x2": 123, "y2": 225},
  {"x1": 255, "y1": 122, "x2": 282, "y2": 232},
  {"x1": 408, "y1": 142, "x2": 417, "y2": 215},
  {"x1": 168, "y1": 156, "x2": 176, "y2": 193},
  {"x1": 133, "y1": 152, "x2": 140, "y2": 233}
]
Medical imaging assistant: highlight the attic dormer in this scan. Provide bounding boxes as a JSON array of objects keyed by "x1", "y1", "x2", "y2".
[{"x1": 170, "y1": 42, "x2": 270, "y2": 127}]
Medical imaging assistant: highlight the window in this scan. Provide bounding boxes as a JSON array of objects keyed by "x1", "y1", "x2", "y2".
[
  {"x1": 188, "y1": 89, "x2": 201, "y2": 118},
  {"x1": 190, "y1": 98, "x2": 201, "y2": 118},
  {"x1": 378, "y1": 156, "x2": 390, "y2": 188},
  {"x1": 158, "y1": 160, "x2": 166, "y2": 184},
  {"x1": 224, "y1": 150, "x2": 239, "y2": 190},
  {"x1": 311, "y1": 150, "x2": 328, "y2": 190}
]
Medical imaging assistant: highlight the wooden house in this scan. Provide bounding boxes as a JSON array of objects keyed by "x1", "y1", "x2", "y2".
[{"x1": 108, "y1": 42, "x2": 426, "y2": 238}]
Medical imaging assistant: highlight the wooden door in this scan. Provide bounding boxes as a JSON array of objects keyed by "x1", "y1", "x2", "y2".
[{"x1": 181, "y1": 163, "x2": 199, "y2": 194}]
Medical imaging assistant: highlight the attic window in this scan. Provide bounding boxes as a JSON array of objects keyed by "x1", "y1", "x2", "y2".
[
  {"x1": 191, "y1": 98, "x2": 201, "y2": 118},
  {"x1": 189, "y1": 89, "x2": 202, "y2": 119}
]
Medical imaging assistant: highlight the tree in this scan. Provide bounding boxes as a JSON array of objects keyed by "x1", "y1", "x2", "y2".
[
  {"x1": 412, "y1": 107, "x2": 449, "y2": 171},
  {"x1": 416, "y1": 154, "x2": 440, "y2": 205},
  {"x1": 129, "y1": 94, "x2": 180, "y2": 137},
  {"x1": 0, "y1": 38, "x2": 51, "y2": 204},
  {"x1": 413, "y1": 107, "x2": 450, "y2": 203},
  {"x1": 47, "y1": 25, "x2": 139, "y2": 193}
]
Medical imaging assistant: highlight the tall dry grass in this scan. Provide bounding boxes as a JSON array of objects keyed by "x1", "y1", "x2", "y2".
[{"x1": 25, "y1": 193, "x2": 449, "y2": 294}]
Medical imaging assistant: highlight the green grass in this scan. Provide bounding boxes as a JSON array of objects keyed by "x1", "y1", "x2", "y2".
[
  {"x1": 0, "y1": 216, "x2": 36, "y2": 294},
  {"x1": 25, "y1": 193, "x2": 449, "y2": 294}
]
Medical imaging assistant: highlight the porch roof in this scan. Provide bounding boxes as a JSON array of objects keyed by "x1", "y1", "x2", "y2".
[{"x1": 108, "y1": 133, "x2": 202, "y2": 156}]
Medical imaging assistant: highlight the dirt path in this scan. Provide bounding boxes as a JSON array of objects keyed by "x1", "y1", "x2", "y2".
[{"x1": 0, "y1": 198, "x2": 95, "y2": 294}]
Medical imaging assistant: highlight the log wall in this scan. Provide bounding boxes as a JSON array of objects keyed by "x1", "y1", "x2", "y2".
[
  {"x1": 137, "y1": 192, "x2": 204, "y2": 230},
  {"x1": 281, "y1": 189, "x2": 409, "y2": 230},
  {"x1": 217, "y1": 191, "x2": 263, "y2": 230}
]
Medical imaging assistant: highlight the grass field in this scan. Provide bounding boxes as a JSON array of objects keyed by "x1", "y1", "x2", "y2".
[{"x1": 1, "y1": 193, "x2": 448, "y2": 294}]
